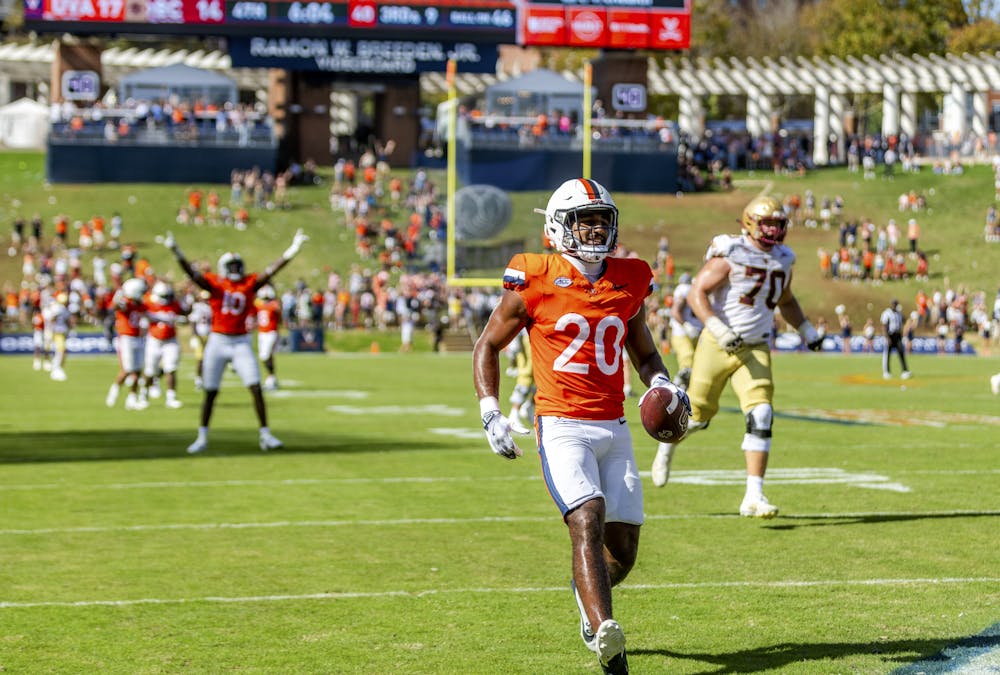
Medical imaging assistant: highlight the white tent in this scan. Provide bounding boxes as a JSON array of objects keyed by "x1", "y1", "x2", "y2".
[{"x1": 0, "y1": 98, "x2": 49, "y2": 149}]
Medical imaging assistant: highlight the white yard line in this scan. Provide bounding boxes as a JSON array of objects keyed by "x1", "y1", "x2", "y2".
[
  {"x1": 2, "y1": 577, "x2": 998, "y2": 610},
  {"x1": 2, "y1": 510, "x2": 999, "y2": 536},
  {"x1": 2, "y1": 467, "x2": 997, "y2": 493}
]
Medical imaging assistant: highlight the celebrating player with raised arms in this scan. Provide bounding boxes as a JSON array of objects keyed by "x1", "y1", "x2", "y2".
[
  {"x1": 473, "y1": 178, "x2": 687, "y2": 675},
  {"x1": 164, "y1": 229, "x2": 308, "y2": 454},
  {"x1": 650, "y1": 195, "x2": 822, "y2": 518}
]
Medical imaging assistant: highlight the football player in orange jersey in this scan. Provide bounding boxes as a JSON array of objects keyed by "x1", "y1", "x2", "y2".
[
  {"x1": 105, "y1": 277, "x2": 150, "y2": 410},
  {"x1": 164, "y1": 229, "x2": 308, "y2": 454},
  {"x1": 473, "y1": 178, "x2": 688, "y2": 675},
  {"x1": 254, "y1": 285, "x2": 282, "y2": 391},
  {"x1": 649, "y1": 195, "x2": 823, "y2": 518},
  {"x1": 143, "y1": 280, "x2": 188, "y2": 408}
]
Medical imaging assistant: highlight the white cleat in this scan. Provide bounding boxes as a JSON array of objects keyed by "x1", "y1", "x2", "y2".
[
  {"x1": 165, "y1": 398, "x2": 183, "y2": 409},
  {"x1": 740, "y1": 495, "x2": 779, "y2": 519},
  {"x1": 263, "y1": 375, "x2": 278, "y2": 391},
  {"x1": 187, "y1": 437, "x2": 208, "y2": 454},
  {"x1": 33, "y1": 358, "x2": 41, "y2": 371},
  {"x1": 595, "y1": 619, "x2": 626, "y2": 668},
  {"x1": 990, "y1": 374, "x2": 999, "y2": 395},
  {"x1": 50, "y1": 368, "x2": 67, "y2": 381},
  {"x1": 106, "y1": 390, "x2": 118, "y2": 408},
  {"x1": 149, "y1": 384, "x2": 162, "y2": 399},
  {"x1": 901, "y1": 371, "x2": 912, "y2": 380},
  {"x1": 259, "y1": 431, "x2": 283, "y2": 451},
  {"x1": 651, "y1": 443, "x2": 675, "y2": 487}
]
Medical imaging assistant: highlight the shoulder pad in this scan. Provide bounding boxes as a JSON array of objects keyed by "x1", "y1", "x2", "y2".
[{"x1": 705, "y1": 234, "x2": 739, "y2": 260}]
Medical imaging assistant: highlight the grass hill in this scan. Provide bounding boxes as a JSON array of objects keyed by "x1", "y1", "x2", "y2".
[{"x1": 2, "y1": 150, "x2": 998, "y2": 348}]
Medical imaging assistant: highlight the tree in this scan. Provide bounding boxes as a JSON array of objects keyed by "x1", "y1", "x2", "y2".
[
  {"x1": 804, "y1": 0, "x2": 968, "y2": 57},
  {"x1": 949, "y1": 19, "x2": 1000, "y2": 53}
]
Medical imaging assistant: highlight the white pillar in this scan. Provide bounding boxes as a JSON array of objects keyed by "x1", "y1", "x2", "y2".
[
  {"x1": 943, "y1": 81, "x2": 967, "y2": 142},
  {"x1": 882, "y1": 83, "x2": 900, "y2": 137},
  {"x1": 900, "y1": 92, "x2": 917, "y2": 139},
  {"x1": 746, "y1": 86, "x2": 761, "y2": 138},
  {"x1": 678, "y1": 90, "x2": 704, "y2": 138},
  {"x1": 972, "y1": 91, "x2": 989, "y2": 138},
  {"x1": 813, "y1": 84, "x2": 830, "y2": 166},
  {"x1": 757, "y1": 93, "x2": 775, "y2": 137},
  {"x1": 829, "y1": 93, "x2": 847, "y2": 163},
  {"x1": 0, "y1": 73, "x2": 10, "y2": 106}
]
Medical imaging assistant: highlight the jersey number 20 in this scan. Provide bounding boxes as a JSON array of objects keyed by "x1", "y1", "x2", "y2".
[{"x1": 553, "y1": 313, "x2": 626, "y2": 376}]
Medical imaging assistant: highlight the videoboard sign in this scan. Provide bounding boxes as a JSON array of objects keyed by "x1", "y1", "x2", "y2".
[
  {"x1": 229, "y1": 37, "x2": 498, "y2": 73},
  {"x1": 24, "y1": 0, "x2": 689, "y2": 49}
]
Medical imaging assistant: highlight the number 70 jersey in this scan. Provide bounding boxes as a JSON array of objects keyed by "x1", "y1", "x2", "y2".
[
  {"x1": 706, "y1": 234, "x2": 796, "y2": 345},
  {"x1": 503, "y1": 253, "x2": 652, "y2": 420}
]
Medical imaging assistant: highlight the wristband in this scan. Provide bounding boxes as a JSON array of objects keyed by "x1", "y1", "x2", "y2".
[
  {"x1": 650, "y1": 373, "x2": 671, "y2": 388},
  {"x1": 479, "y1": 396, "x2": 500, "y2": 418}
]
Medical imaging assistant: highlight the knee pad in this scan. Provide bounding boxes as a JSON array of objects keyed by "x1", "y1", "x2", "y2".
[
  {"x1": 509, "y1": 384, "x2": 532, "y2": 406},
  {"x1": 742, "y1": 404, "x2": 773, "y2": 452}
]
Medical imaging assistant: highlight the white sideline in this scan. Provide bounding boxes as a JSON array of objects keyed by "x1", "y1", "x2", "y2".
[
  {"x1": 2, "y1": 509, "x2": 999, "y2": 536},
  {"x1": 2, "y1": 577, "x2": 998, "y2": 610}
]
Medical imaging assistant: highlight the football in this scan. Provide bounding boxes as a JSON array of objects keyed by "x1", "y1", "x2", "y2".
[{"x1": 640, "y1": 387, "x2": 689, "y2": 442}]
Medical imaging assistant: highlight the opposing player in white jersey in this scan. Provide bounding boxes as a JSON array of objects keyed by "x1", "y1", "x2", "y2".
[
  {"x1": 43, "y1": 293, "x2": 72, "y2": 381},
  {"x1": 668, "y1": 272, "x2": 702, "y2": 390},
  {"x1": 187, "y1": 290, "x2": 212, "y2": 391},
  {"x1": 650, "y1": 195, "x2": 823, "y2": 517}
]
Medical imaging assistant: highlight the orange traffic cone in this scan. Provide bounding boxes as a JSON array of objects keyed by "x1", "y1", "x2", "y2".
[{"x1": 370, "y1": 341, "x2": 380, "y2": 354}]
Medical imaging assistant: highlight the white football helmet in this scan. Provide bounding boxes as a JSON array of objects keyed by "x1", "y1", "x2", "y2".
[
  {"x1": 151, "y1": 280, "x2": 174, "y2": 304},
  {"x1": 122, "y1": 277, "x2": 147, "y2": 301},
  {"x1": 538, "y1": 178, "x2": 619, "y2": 264},
  {"x1": 218, "y1": 252, "x2": 244, "y2": 281},
  {"x1": 257, "y1": 284, "x2": 276, "y2": 301}
]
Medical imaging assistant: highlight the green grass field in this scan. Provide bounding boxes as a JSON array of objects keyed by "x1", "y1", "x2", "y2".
[{"x1": 2, "y1": 349, "x2": 999, "y2": 673}]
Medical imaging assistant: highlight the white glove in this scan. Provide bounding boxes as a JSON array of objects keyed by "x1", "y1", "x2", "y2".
[
  {"x1": 282, "y1": 228, "x2": 309, "y2": 260},
  {"x1": 482, "y1": 407, "x2": 522, "y2": 460},
  {"x1": 798, "y1": 320, "x2": 824, "y2": 351},
  {"x1": 683, "y1": 321, "x2": 701, "y2": 340},
  {"x1": 639, "y1": 373, "x2": 692, "y2": 416},
  {"x1": 163, "y1": 231, "x2": 177, "y2": 252},
  {"x1": 705, "y1": 316, "x2": 743, "y2": 355}
]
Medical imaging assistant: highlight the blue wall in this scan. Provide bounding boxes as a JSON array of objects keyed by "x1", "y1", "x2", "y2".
[
  {"x1": 47, "y1": 142, "x2": 278, "y2": 183},
  {"x1": 457, "y1": 146, "x2": 678, "y2": 193}
]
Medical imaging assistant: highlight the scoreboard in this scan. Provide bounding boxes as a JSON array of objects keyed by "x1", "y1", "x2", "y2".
[{"x1": 24, "y1": 0, "x2": 690, "y2": 49}]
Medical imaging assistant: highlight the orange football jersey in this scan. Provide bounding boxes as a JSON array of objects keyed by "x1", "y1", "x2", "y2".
[
  {"x1": 503, "y1": 253, "x2": 652, "y2": 419},
  {"x1": 115, "y1": 298, "x2": 146, "y2": 338},
  {"x1": 204, "y1": 272, "x2": 259, "y2": 335},
  {"x1": 146, "y1": 299, "x2": 184, "y2": 340},
  {"x1": 256, "y1": 299, "x2": 281, "y2": 333}
]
